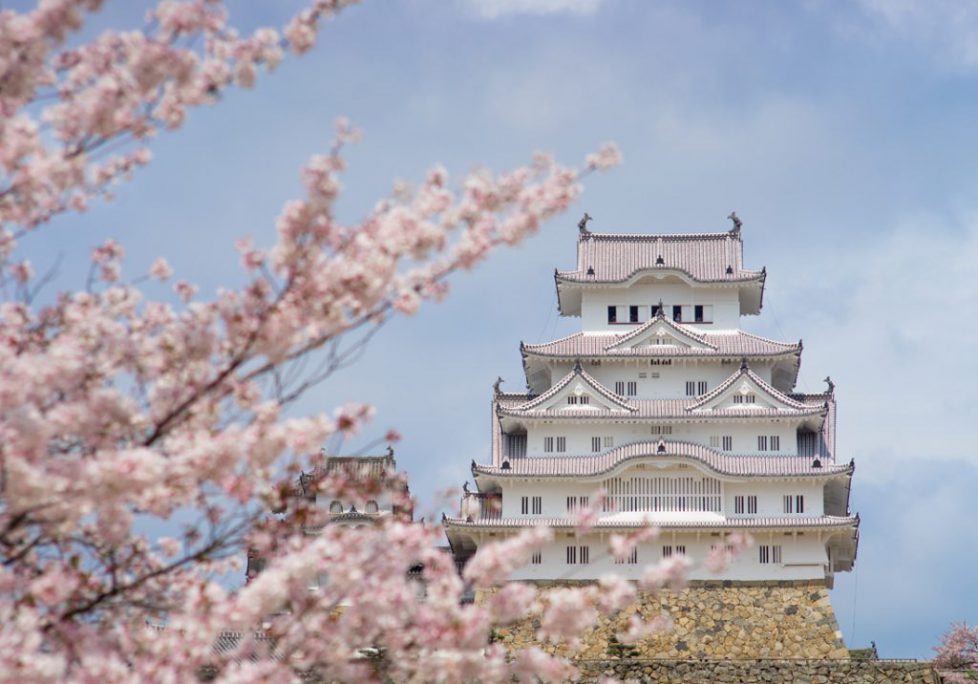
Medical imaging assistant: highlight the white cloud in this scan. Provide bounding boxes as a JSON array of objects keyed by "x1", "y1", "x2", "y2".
[
  {"x1": 849, "y1": 0, "x2": 978, "y2": 71},
  {"x1": 461, "y1": 0, "x2": 604, "y2": 20}
]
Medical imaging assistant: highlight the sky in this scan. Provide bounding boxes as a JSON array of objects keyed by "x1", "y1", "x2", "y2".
[{"x1": 22, "y1": 0, "x2": 978, "y2": 660}]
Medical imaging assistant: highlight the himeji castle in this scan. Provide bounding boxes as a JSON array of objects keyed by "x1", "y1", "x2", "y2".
[{"x1": 445, "y1": 217, "x2": 858, "y2": 585}]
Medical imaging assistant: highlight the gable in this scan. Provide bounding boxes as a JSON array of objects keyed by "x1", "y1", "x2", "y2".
[
  {"x1": 542, "y1": 379, "x2": 623, "y2": 412},
  {"x1": 605, "y1": 314, "x2": 716, "y2": 353},
  {"x1": 689, "y1": 366, "x2": 814, "y2": 414}
]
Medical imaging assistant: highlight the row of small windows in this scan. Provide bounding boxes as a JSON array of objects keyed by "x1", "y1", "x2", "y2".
[
  {"x1": 685, "y1": 381, "x2": 709, "y2": 396},
  {"x1": 566, "y1": 395, "x2": 590, "y2": 405},
  {"x1": 614, "y1": 381, "x2": 639, "y2": 396},
  {"x1": 607, "y1": 304, "x2": 714, "y2": 324},
  {"x1": 706, "y1": 435, "x2": 782, "y2": 452},
  {"x1": 328, "y1": 500, "x2": 379, "y2": 513},
  {"x1": 530, "y1": 545, "x2": 790, "y2": 566},
  {"x1": 543, "y1": 436, "x2": 567, "y2": 453},
  {"x1": 519, "y1": 493, "x2": 805, "y2": 516},
  {"x1": 759, "y1": 544, "x2": 783, "y2": 564},
  {"x1": 543, "y1": 433, "x2": 780, "y2": 453}
]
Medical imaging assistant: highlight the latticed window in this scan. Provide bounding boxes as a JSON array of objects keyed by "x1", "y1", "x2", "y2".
[
  {"x1": 626, "y1": 381, "x2": 637, "y2": 396},
  {"x1": 544, "y1": 437, "x2": 554, "y2": 453},
  {"x1": 601, "y1": 473, "x2": 722, "y2": 514},
  {"x1": 531, "y1": 552, "x2": 542, "y2": 565},
  {"x1": 591, "y1": 437, "x2": 601, "y2": 452},
  {"x1": 615, "y1": 547, "x2": 639, "y2": 565},
  {"x1": 556, "y1": 437, "x2": 566, "y2": 452}
]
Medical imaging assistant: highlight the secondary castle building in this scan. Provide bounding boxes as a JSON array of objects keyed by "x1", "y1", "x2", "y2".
[{"x1": 445, "y1": 220, "x2": 858, "y2": 585}]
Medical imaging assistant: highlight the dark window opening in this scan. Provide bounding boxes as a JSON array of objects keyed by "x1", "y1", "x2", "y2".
[
  {"x1": 651, "y1": 305, "x2": 660, "y2": 318},
  {"x1": 607, "y1": 306, "x2": 617, "y2": 323},
  {"x1": 673, "y1": 305, "x2": 682, "y2": 322},
  {"x1": 694, "y1": 305, "x2": 705, "y2": 322},
  {"x1": 629, "y1": 305, "x2": 640, "y2": 323}
]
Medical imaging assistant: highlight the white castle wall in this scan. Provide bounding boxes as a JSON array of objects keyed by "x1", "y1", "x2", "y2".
[
  {"x1": 499, "y1": 475, "x2": 825, "y2": 519},
  {"x1": 580, "y1": 282, "x2": 742, "y2": 332},
  {"x1": 522, "y1": 422, "x2": 802, "y2": 458},
  {"x1": 546, "y1": 359, "x2": 776, "y2": 399},
  {"x1": 494, "y1": 530, "x2": 831, "y2": 582}
]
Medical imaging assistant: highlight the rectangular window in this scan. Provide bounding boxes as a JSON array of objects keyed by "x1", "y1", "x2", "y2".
[
  {"x1": 556, "y1": 437, "x2": 566, "y2": 453},
  {"x1": 615, "y1": 547, "x2": 639, "y2": 565},
  {"x1": 758, "y1": 435, "x2": 768, "y2": 451},
  {"x1": 676, "y1": 545, "x2": 686, "y2": 556},
  {"x1": 531, "y1": 552, "x2": 542, "y2": 565},
  {"x1": 607, "y1": 306, "x2": 617, "y2": 323},
  {"x1": 747, "y1": 495, "x2": 758, "y2": 514},
  {"x1": 697, "y1": 380, "x2": 708, "y2": 395},
  {"x1": 603, "y1": 436, "x2": 614, "y2": 448},
  {"x1": 685, "y1": 381, "x2": 696, "y2": 396},
  {"x1": 652, "y1": 426, "x2": 673, "y2": 435},
  {"x1": 580, "y1": 395, "x2": 590, "y2": 405},
  {"x1": 567, "y1": 496, "x2": 577, "y2": 511},
  {"x1": 662, "y1": 545, "x2": 673, "y2": 558},
  {"x1": 770, "y1": 435, "x2": 780, "y2": 451},
  {"x1": 544, "y1": 437, "x2": 554, "y2": 453},
  {"x1": 566, "y1": 546, "x2": 577, "y2": 564},
  {"x1": 694, "y1": 305, "x2": 705, "y2": 322},
  {"x1": 521, "y1": 496, "x2": 529, "y2": 515},
  {"x1": 759, "y1": 545, "x2": 770, "y2": 564},
  {"x1": 629, "y1": 305, "x2": 640, "y2": 323},
  {"x1": 795, "y1": 495, "x2": 804, "y2": 514},
  {"x1": 673, "y1": 305, "x2": 682, "y2": 322},
  {"x1": 651, "y1": 304, "x2": 660, "y2": 318},
  {"x1": 532, "y1": 496, "x2": 542, "y2": 515},
  {"x1": 591, "y1": 437, "x2": 601, "y2": 452},
  {"x1": 734, "y1": 495, "x2": 745, "y2": 514},
  {"x1": 639, "y1": 372, "x2": 648, "y2": 379},
  {"x1": 579, "y1": 546, "x2": 590, "y2": 564},
  {"x1": 615, "y1": 381, "x2": 626, "y2": 395},
  {"x1": 567, "y1": 395, "x2": 577, "y2": 405},
  {"x1": 626, "y1": 381, "x2": 637, "y2": 396},
  {"x1": 580, "y1": 495, "x2": 589, "y2": 508},
  {"x1": 783, "y1": 495, "x2": 794, "y2": 514},
  {"x1": 734, "y1": 394, "x2": 757, "y2": 404},
  {"x1": 710, "y1": 435, "x2": 721, "y2": 448},
  {"x1": 773, "y1": 545, "x2": 782, "y2": 564},
  {"x1": 722, "y1": 436, "x2": 733, "y2": 451}
]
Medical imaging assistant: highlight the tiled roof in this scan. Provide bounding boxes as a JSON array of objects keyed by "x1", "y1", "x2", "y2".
[
  {"x1": 444, "y1": 514, "x2": 858, "y2": 531},
  {"x1": 557, "y1": 231, "x2": 763, "y2": 284},
  {"x1": 688, "y1": 365, "x2": 815, "y2": 411},
  {"x1": 497, "y1": 395, "x2": 826, "y2": 421},
  {"x1": 477, "y1": 440, "x2": 848, "y2": 479},
  {"x1": 522, "y1": 329, "x2": 799, "y2": 359},
  {"x1": 512, "y1": 363, "x2": 636, "y2": 413}
]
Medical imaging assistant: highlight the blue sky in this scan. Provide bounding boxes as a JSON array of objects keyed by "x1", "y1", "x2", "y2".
[{"x1": 24, "y1": 0, "x2": 978, "y2": 659}]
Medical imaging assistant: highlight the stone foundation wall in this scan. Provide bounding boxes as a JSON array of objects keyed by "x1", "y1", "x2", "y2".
[
  {"x1": 482, "y1": 580, "x2": 850, "y2": 659},
  {"x1": 575, "y1": 659, "x2": 941, "y2": 683}
]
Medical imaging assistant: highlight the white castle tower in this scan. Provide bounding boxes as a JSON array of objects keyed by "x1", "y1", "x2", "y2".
[{"x1": 445, "y1": 218, "x2": 858, "y2": 585}]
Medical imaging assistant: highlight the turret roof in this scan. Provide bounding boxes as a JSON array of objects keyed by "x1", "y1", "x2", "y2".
[
  {"x1": 558, "y1": 230, "x2": 763, "y2": 284},
  {"x1": 522, "y1": 328, "x2": 799, "y2": 360}
]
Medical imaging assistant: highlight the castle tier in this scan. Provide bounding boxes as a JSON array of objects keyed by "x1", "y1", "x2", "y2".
[{"x1": 444, "y1": 223, "x2": 858, "y2": 585}]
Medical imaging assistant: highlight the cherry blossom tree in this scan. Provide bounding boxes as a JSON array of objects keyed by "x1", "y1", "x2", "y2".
[
  {"x1": 934, "y1": 623, "x2": 978, "y2": 684},
  {"x1": 0, "y1": 2, "x2": 723, "y2": 682}
]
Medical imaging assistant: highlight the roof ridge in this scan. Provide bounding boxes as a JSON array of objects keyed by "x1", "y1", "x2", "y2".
[{"x1": 580, "y1": 231, "x2": 738, "y2": 242}]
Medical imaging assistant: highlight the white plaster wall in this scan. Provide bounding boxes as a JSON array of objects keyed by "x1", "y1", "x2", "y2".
[
  {"x1": 548, "y1": 360, "x2": 774, "y2": 399},
  {"x1": 580, "y1": 283, "x2": 742, "y2": 332},
  {"x1": 498, "y1": 474, "x2": 824, "y2": 518},
  {"x1": 317, "y1": 490, "x2": 394, "y2": 514},
  {"x1": 494, "y1": 531, "x2": 830, "y2": 582},
  {"x1": 524, "y1": 421, "x2": 801, "y2": 457}
]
